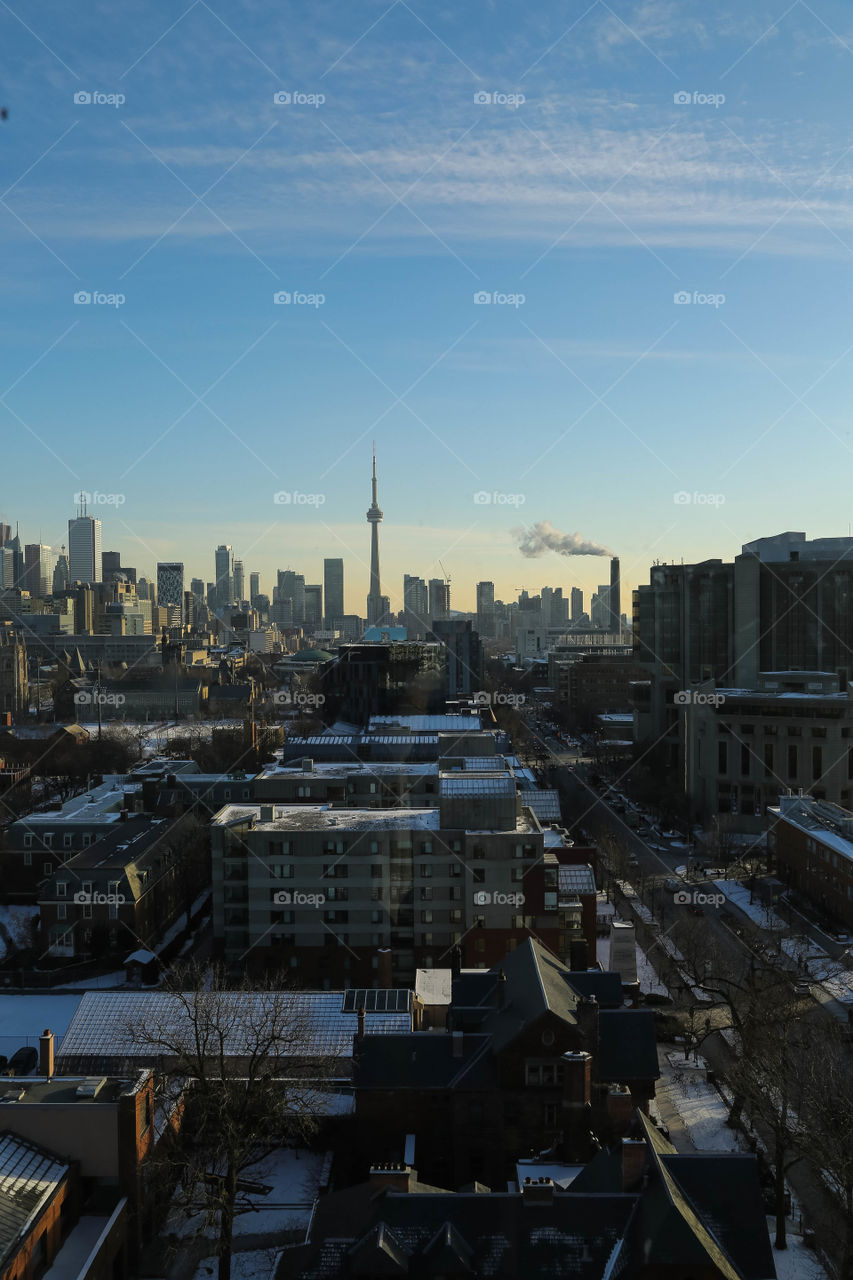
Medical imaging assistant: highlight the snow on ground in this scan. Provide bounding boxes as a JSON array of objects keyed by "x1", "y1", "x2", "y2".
[
  {"x1": 177, "y1": 1149, "x2": 327, "y2": 1243},
  {"x1": 766, "y1": 1221, "x2": 830, "y2": 1280},
  {"x1": 713, "y1": 880, "x2": 787, "y2": 930},
  {"x1": 0, "y1": 993, "x2": 82, "y2": 1061},
  {"x1": 658, "y1": 1052, "x2": 744, "y2": 1153},
  {"x1": 0, "y1": 905, "x2": 39, "y2": 960},
  {"x1": 191, "y1": 1249, "x2": 281, "y2": 1280}
]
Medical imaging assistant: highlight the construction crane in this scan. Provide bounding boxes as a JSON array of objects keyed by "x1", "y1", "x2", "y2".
[{"x1": 439, "y1": 559, "x2": 451, "y2": 588}]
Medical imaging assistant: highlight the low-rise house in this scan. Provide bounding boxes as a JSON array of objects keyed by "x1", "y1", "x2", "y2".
[
  {"x1": 281, "y1": 1113, "x2": 775, "y2": 1279},
  {"x1": 38, "y1": 814, "x2": 209, "y2": 960},
  {"x1": 354, "y1": 938, "x2": 659, "y2": 1191}
]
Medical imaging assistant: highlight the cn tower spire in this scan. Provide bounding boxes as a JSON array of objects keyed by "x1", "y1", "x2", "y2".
[{"x1": 366, "y1": 444, "x2": 385, "y2": 627}]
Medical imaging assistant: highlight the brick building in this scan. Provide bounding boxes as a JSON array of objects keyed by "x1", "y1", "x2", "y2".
[{"x1": 769, "y1": 792, "x2": 853, "y2": 931}]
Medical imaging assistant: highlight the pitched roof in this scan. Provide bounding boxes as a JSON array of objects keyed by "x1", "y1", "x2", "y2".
[{"x1": 0, "y1": 1131, "x2": 69, "y2": 1270}]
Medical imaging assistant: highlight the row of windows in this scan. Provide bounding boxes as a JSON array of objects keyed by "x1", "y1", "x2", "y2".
[
  {"x1": 263, "y1": 839, "x2": 538, "y2": 859},
  {"x1": 249, "y1": 863, "x2": 527, "y2": 883}
]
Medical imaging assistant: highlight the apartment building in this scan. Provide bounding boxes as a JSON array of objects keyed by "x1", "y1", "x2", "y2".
[{"x1": 769, "y1": 792, "x2": 853, "y2": 931}]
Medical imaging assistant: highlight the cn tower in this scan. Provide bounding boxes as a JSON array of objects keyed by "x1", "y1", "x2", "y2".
[{"x1": 366, "y1": 446, "x2": 387, "y2": 626}]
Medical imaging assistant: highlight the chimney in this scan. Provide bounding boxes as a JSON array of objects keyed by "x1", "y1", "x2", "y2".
[
  {"x1": 118, "y1": 808, "x2": 129, "y2": 823},
  {"x1": 496, "y1": 969, "x2": 507, "y2": 1009},
  {"x1": 522, "y1": 1176, "x2": 555, "y2": 1207},
  {"x1": 259, "y1": 804, "x2": 274, "y2": 823},
  {"x1": 561, "y1": 1050, "x2": 591, "y2": 1108},
  {"x1": 39, "y1": 1029, "x2": 54, "y2": 1079},
  {"x1": 607, "y1": 1086, "x2": 634, "y2": 1136},
  {"x1": 450, "y1": 944, "x2": 462, "y2": 978},
  {"x1": 575, "y1": 995, "x2": 599, "y2": 1054},
  {"x1": 376, "y1": 948, "x2": 393, "y2": 988},
  {"x1": 369, "y1": 1164, "x2": 413, "y2": 1193},
  {"x1": 357, "y1": 1005, "x2": 366, "y2": 1039},
  {"x1": 302, "y1": 758, "x2": 314, "y2": 772},
  {"x1": 621, "y1": 1138, "x2": 647, "y2": 1191},
  {"x1": 451, "y1": 1030, "x2": 464, "y2": 1058}
]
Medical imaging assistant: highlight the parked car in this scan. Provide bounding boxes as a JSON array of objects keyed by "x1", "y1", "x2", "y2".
[
  {"x1": 8, "y1": 1046, "x2": 38, "y2": 1076},
  {"x1": 793, "y1": 980, "x2": 812, "y2": 997}
]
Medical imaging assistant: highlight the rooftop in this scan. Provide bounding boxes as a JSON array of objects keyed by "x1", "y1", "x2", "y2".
[
  {"x1": 772, "y1": 794, "x2": 853, "y2": 860},
  {"x1": 213, "y1": 804, "x2": 442, "y2": 832},
  {"x1": 12, "y1": 777, "x2": 140, "y2": 828},
  {"x1": 57, "y1": 990, "x2": 413, "y2": 1066},
  {"x1": 0, "y1": 1132, "x2": 69, "y2": 1269}
]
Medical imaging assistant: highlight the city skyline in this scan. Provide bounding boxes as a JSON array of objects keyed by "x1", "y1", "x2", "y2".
[{"x1": 2, "y1": 2, "x2": 852, "y2": 613}]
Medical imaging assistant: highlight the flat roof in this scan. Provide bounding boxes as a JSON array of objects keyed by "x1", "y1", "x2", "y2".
[
  {"x1": 13, "y1": 778, "x2": 141, "y2": 827},
  {"x1": 213, "y1": 804, "x2": 442, "y2": 832}
]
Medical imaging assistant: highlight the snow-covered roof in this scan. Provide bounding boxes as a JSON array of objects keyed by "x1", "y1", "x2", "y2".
[
  {"x1": 414, "y1": 968, "x2": 452, "y2": 1005},
  {"x1": 213, "y1": 804, "x2": 441, "y2": 832},
  {"x1": 57, "y1": 991, "x2": 412, "y2": 1064},
  {"x1": 369, "y1": 714, "x2": 482, "y2": 732}
]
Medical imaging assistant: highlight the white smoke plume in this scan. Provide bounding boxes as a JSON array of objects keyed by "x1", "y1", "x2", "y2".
[{"x1": 515, "y1": 520, "x2": 612, "y2": 558}]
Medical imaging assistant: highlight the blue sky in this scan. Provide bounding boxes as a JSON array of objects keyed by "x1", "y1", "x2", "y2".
[{"x1": 3, "y1": 0, "x2": 853, "y2": 614}]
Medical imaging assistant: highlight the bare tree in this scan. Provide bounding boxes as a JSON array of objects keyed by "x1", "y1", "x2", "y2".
[
  {"x1": 801, "y1": 1019, "x2": 853, "y2": 1277},
  {"x1": 128, "y1": 962, "x2": 333, "y2": 1280}
]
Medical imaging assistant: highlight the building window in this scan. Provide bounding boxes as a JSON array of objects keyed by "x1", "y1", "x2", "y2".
[
  {"x1": 83, "y1": 904, "x2": 93, "y2": 919},
  {"x1": 56, "y1": 903, "x2": 67, "y2": 920},
  {"x1": 420, "y1": 887, "x2": 433, "y2": 901},
  {"x1": 23, "y1": 834, "x2": 33, "y2": 848},
  {"x1": 764, "y1": 744, "x2": 774, "y2": 777},
  {"x1": 813, "y1": 747, "x2": 822, "y2": 781},
  {"x1": 787, "y1": 745, "x2": 798, "y2": 779},
  {"x1": 420, "y1": 864, "x2": 432, "y2": 879},
  {"x1": 43, "y1": 863, "x2": 53, "y2": 876},
  {"x1": 740, "y1": 744, "x2": 750, "y2": 777},
  {"x1": 544, "y1": 1103, "x2": 558, "y2": 1127},
  {"x1": 421, "y1": 910, "x2": 434, "y2": 924},
  {"x1": 57, "y1": 882, "x2": 67, "y2": 897},
  {"x1": 511, "y1": 867, "x2": 524, "y2": 882},
  {"x1": 23, "y1": 851, "x2": 31, "y2": 866},
  {"x1": 63, "y1": 834, "x2": 73, "y2": 849},
  {"x1": 421, "y1": 841, "x2": 433, "y2": 854},
  {"x1": 371, "y1": 864, "x2": 383, "y2": 878},
  {"x1": 371, "y1": 887, "x2": 383, "y2": 901}
]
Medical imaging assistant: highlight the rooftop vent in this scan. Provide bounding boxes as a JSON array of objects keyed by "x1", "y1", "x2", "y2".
[{"x1": 75, "y1": 1077, "x2": 107, "y2": 1099}]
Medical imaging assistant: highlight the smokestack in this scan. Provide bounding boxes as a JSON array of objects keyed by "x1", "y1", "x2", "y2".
[
  {"x1": 621, "y1": 1138, "x2": 647, "y2": 1191},
  {"x1": 376, "y1": 947, "x2": 392, "y2": 988},
  {"x1": 450, "y1": 945, "x2": 462, "y2": 979},
  {"x1": 39, "y1": 1029, "x2": 54, "y2": 1079},
  {"x1": 610, "y1": 557, "x2": 621, "y2": 637},
  {"x1": 357, "y1": 1006, "x2": 366, "y2": 1039}
]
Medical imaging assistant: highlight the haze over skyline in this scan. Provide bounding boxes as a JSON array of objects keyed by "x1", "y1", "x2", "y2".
[{"x1": 3, "y1": 0, "x2": 853, "y2": 611}]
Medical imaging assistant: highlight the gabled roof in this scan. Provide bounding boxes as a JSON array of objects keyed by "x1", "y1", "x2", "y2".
[
  {"x1": 564, "y1": 971, "x2": 624, "y2": 1009},
  {"x1": 0, "y1": 1131, "x2": 69, "y2": 1270}
]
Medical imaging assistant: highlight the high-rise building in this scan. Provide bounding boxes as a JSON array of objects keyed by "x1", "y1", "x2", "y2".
[
  {"x1": 609, "y1": 557, "x2": 621, "y2": 637},
  {"x1": 52, "y1": 549, "x2": 69, "y2": 595},
  {"x1": 403, "y1": 574, "x2": 428, "y2": 638},
  {"x1": 0, "y1": 524, "x2": 10, "y2": 549},
  {"x1": 571, "y1": 587, "x2": 583, "y2": 623},
  {"x1": 190, "y1": 577, "x2": 205, "y2": 600},
  {"x1": 476, "y1": 580, "x2": 495, "y2": 638},
  {"x1": 157, "y1": 562, "x2": 185, "y2": 622},
  {"x1": 23, "y1": 544, "x2": 53, "y2": 597},
  {"x1": 591, "y1": 585, "x2": 610, "y2": 630},
  {"x1": 323, "y1": 558, "x2": 344, "y2": 626},
  {"x1": 366, "y1": 448, "x2": 389, "y2": 627},
  {"x1": 276, "y1": 570, "x2": 305, "y2": 625},
  {"x1": 428, "y1": 578, "x2": 450, "y2": 621},
  {"x1": 233, "y1": 559, "x2": 245, "y2": 604},
  {"x1": 430, "y1": 619, "x2": 483, "y2": 696},
  {"x1": 214, "y1": 544, "x2": 232, "y2": 606},
  {"x1": 249, "y1": 571, "x2": 261, "y2": 604},
  {"x1": 304, "y1": 584, "x2": 323, "y2": 628},
  {"x1": 68, "y1": 508, "x2": 102, "y2": 585}
]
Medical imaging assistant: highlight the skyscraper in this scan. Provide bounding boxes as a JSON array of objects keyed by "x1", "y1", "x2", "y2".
[
  {"x1": 304, "y1": 584, "x2": 323, "y2": 628},
  {"x1": 324, "y1": 558, "x2": 344, "y2": 626},
  {"x1": 428, "y1": 578, "x2": 450, "y2": 621},
  {"x1": 476, "y1": 580, "x2": 495, "y2": 638},
  {"x1": 52, "y1": 547, "x2": 69, "y2": 594},
  {"x1": 233, "y1": 559, "x2": 245, "y2": 604},
  {"x1": 23, "y1": 544, "x2": 53, "y2": 596},
  {"x1": 249, "y1": 571, "x2": 261, "y2": 604},
  {"x1": 157, "y1": 562, "x2": 185, "y2": 622},
  {"x1": 570, "y1": 586, "x2": 583, "y2": 623},
  {"x1": 366, "y1": 448, "x2": 389, "y2": 626},
  {"x1": 68, "y1": 507, "x2": 102, "y2": 584},
  {"x1": 214, "y1": 544, "x2": 232, "y2": 606},
  {"x1": 609, "y1": 556, "x2": 621, "y2": 637},
  {"x1": 403, "y1": 574, "x2": 428, "y2": 638}
]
